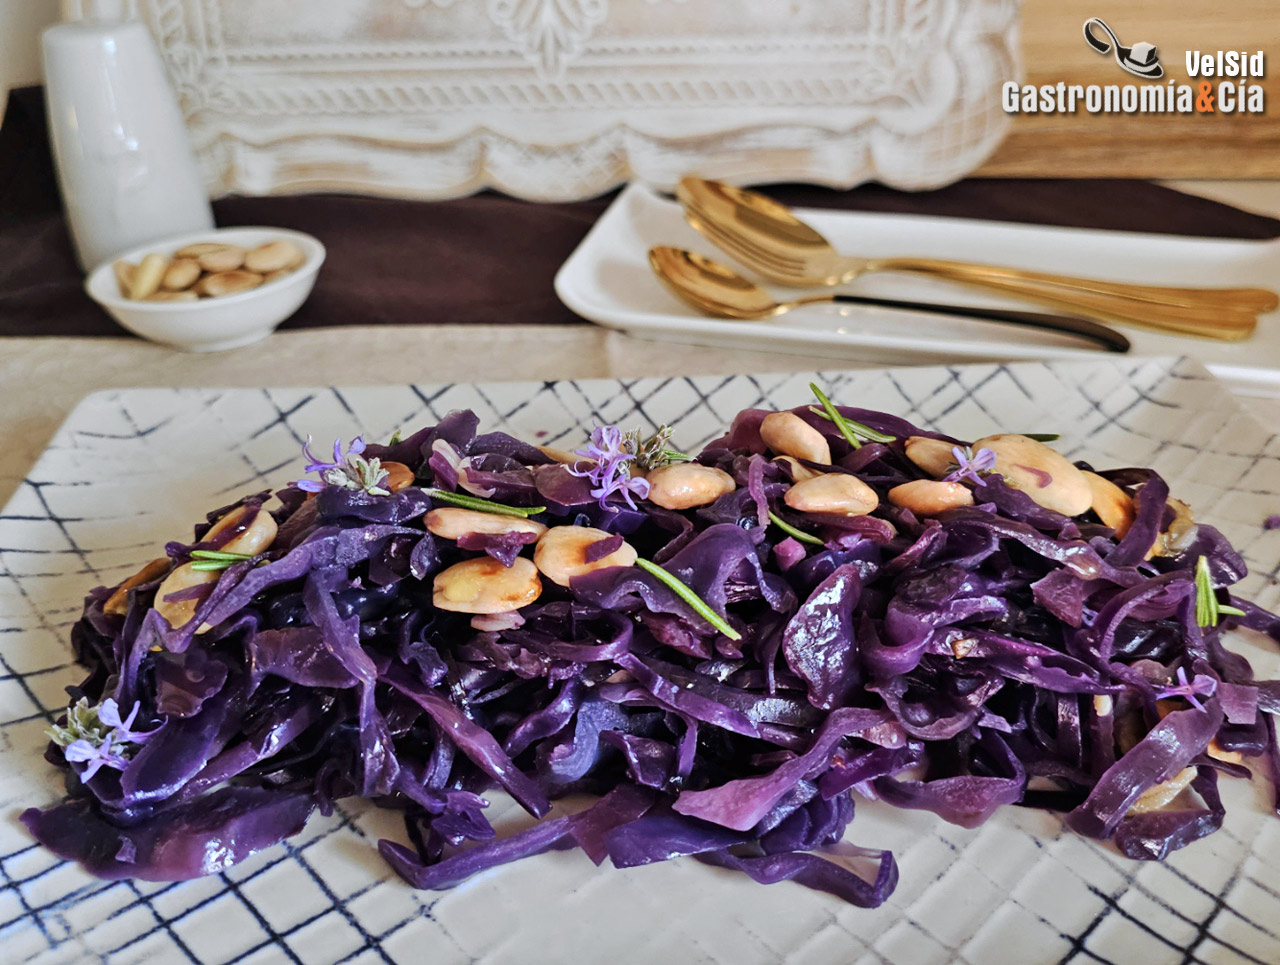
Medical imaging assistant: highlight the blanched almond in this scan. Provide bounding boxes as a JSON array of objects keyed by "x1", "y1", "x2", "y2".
[
  {"x1": 196, "y1": 245, "x2": 246, "y2": 272},
  {"x1": 204, "y1": 504, "x2": 277, "y2": 556},
  {"x1": 534, "y1": 526, "x2": 637, "y2": 587},
  {"x1": 1083, "y1": 471, "x2": 1135, "y2": 538},
  {"x1": 113, "y1": 260, "x2": 137, "y2": 297},
  {"x1": 104, "y1": 557, "x2": 172, "y2": 616},
  {"x1": 424, "y1": 507, "x2": 547, "y2": 540},
  {"x1": 973, "y1": 434, "x2": 1092, "y2": 517},
  {"x1": 175, "y1": 242, "x2": 230, "y2": 258},
  {"x1": 645, "y1": 463, "x2": 735, "y2": 510},
  {"x1": 433, "y1": 557, "x2": 541, "y2": 614},
  {"x1": 1128, "y1": 766, "x2": 1197, "y2": 814},
  {"x1": 154, "y1": 562, "x2": 217, "y2": 631},
  {"x1": 904, "y1": 436, "x2": 957, "y2": 478},
  {"x1": 760, "y1": 412, "x2": 830, "y2": 464},
  {"x1": 888, "y1": 479, "x2": 974, "y2": 515},
  {"x1": 773, "y1": 455, "x2": 820, "y2": 482},
  {"x1": 382, "y1": 461, "x2": 415, "y2": 493},
  {"x1": 245, "y1": 240, "x2": 304, "y2": 273},
  {"x1": 130, "y1": 253, "x2": 169, "y2": 300},
  {"x1": 162, "y1": 257, "x2": 201, "y2": 291},
  {"x1": 196, "y1": 270, "x2": 263, "y2": 298},
  {"x1": 784, "y1": 473, "x2": 878, "y2": 516}
]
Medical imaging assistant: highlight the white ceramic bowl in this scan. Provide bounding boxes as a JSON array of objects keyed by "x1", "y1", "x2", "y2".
[{"x1": 85, "y1": 227, "x2": 325, "y2": 352}]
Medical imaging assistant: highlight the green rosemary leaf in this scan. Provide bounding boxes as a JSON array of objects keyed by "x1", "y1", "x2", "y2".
[
  {"x1": 189, "y1": 549, "x2": 253, "y2": 562},
  {"x1": 423, "y1": 488, "x2": 546, "y2": 518},
  {"x1": 767, "y1": 510, "x2": 825, "y2": 546},
  {"x1": 635, "y1": 558, "x2": 742, "y2": 641},
  {"x1": 806, "y1": 386, "x2": 897, "y2": 444},
  {"x1": 1022, "y1": 433, "x2": 1061, "y2": 442}
]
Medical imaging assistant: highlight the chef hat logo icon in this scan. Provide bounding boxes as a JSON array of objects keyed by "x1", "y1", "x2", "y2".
[{"x1": 1083, "y1": 18, "x2": 1163, "y2": 79}]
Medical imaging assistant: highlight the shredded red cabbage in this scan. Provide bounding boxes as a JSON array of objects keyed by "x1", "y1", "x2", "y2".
[{"x1": 22, "y1": 401, "x2": 1280, "y2": 911}]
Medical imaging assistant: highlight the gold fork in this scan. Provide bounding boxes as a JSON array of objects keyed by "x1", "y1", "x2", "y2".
[{"x1": 677, "y1": 178, "x2": 1276, "y2": 341}]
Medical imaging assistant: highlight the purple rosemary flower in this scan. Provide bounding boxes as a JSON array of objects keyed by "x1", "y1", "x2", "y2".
[
  {"x1": 62, "y1": 734, "x2": 130, "y2": 783},
  {"x1": 97, "y1": 698, "x2": 159, "y2": 744},
  {"x1": 47, "y1": 697, "x2": 158, "y2": 784},
  {"x1": 1265, "y1": 514, "x2": 1280, "y2": 531},
  {"x1": 944, "y1": 446, "x2": 997, "y2": 486},
  {"x1": 1154, "y1": 666, "x2": 1218, "y2": 712},
  {"x1": 295, "y1": 435, "x2": 389, "y2": 496},
  {"x1": 567, "y1": 425, "x2": 651, "y2": 512}
]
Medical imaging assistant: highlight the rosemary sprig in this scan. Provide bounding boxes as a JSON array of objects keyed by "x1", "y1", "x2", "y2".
[
  {"x1": 1023, "y1": 433, "x2": 1061, "y2": 442},
  {"x1": 1195, "y1": 555, "x2": 1246, "y2": 627},
  {"x1": 767, "y1": 510, "x2": 825, "y2": 546},
  {"x1": 636, "y1": 558, "x2": 742, "y2": 641},
  {"x1": 423, "y1": 488, "x2": 546, "y2": 518},
  {"x1": 807, "y1": 384, "x2": 897, "y2": 446},
  {"x1": 624, "y1": 425, "x2": 692, "y2": 471},
  {"x1": 387, "y1": 429, "x2": 403, "y2": 445}
]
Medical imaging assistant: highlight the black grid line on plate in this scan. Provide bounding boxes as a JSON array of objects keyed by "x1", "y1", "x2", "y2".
[{"x1": 0, "y1": 358, "x2": 1276, "y2": 964}]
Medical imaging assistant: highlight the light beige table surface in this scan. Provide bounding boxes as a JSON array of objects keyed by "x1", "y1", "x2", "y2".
[
  {"x1": 4, "y1": 180, "x2": 1279, "y2": 508},
  {"x1": 3, "y1": 324, "x2": 1277, "y2": 512}
]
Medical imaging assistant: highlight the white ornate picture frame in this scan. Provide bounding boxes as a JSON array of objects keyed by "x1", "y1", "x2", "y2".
[{"x1": 142, "y1": 0, "x2": 1021, "y2": 200}]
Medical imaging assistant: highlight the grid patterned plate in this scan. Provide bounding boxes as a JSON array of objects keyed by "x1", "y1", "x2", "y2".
[{"x1": 1, "y1": 356, "x2": 1278, "y2": 965}]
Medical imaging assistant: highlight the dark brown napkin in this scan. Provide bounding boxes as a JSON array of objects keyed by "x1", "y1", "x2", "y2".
[{"x1": 2, "y1": 86, "x2": 1278, "y2": 339}]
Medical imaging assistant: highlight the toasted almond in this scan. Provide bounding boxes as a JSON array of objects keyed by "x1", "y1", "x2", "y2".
[
  {"x1": 196, "y1": 245, "x2": 246, "y2": 273},
  {"x1": 888, "y1": 479, "x2": 974, "y2": 515},
  {"x1": 145, "y1": 290, "x2": 199, "y2": 302},
  {"x1": 245, "y1": 240, "x2": 304, "y2": 273},
  {"x1": 761, "y1": 412, "x2": 831, "y2": 464},
  {"x1": 433, "y1": 557, "x2": 542, "y2": 614},
  {"x1": 175, "y1": 242, "x2": 231, "y2": 258},
  {"x1": 425, "y1": 507, "x2": 547, "y2": 540},
  {"x1": 104, "y1": 557, "x2": 172, "y2": 616},
  {"x1": 1083, "y1": 471, "x2": 1135, "y2": 538},
  {"x1": 645, "y1": 463, "x2": 736, "y2": 510},
  {"x1": 534, "y1": 526, "x2": 637, "y2": 587},
  {"x1": 196, "y1": 269, "x2": 263, "y2": 298},
  {"x1": 972, "y1": 434, "x2": 1093, "y2": 517},
  {"x1": 382, "y1": 461, "x2": 415, "y2": 493},
  {"x1": 1128, "y1": 766, "x2": 1198, "y2": 814},
  {"x1": 130, "y1": 253, "x2": 169, "y2": 300},
  {"x1": 162, "y1": 257, "x2": 202, "y2": 291},
  {"x1": 904, "y1": 436, "x2": 958, "y2": 478},
  {"x1": 784, "y1": 473, "x2": 879, "y2": 516},
  {"x1": 204, "y1": 504, "x2": 277, "y2": 556},
  {"x1": 113, "y1": 260, "x2": 137, "y2": 297}
]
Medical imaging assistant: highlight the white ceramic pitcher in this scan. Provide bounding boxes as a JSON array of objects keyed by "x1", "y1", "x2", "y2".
[{"x1": 42, "y1": 0, "x2": 213, "y2": 270}]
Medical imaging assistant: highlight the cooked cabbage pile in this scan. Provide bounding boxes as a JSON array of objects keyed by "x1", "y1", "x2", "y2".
[{"x1": 22, "y1": 393, "x2": 1280, "y2": 909}]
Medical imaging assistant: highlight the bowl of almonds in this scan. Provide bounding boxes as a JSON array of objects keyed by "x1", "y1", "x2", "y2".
[{"x1": 84, "y1": 227, "x2": 325, "y2": 351}]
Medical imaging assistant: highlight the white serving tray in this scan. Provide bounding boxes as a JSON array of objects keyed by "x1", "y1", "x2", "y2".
[
  {"x1": 555, "y1": 184, "x2": 1280, "y2": 396},
  {"x1": 1, "y1": 358, "x2": 1278, "y2": 963}
]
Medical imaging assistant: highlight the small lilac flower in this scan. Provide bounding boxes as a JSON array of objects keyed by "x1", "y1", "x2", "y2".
[
  {"x1": 1154, "y1": 666, "x2": 1218, "y2": 712},
  {"x1": 568, "y1": 425, "x2": 651, "y2": 512},
  {"x1": 944, "y1": 446, "x2": 997, "y2": 486},
  {"x1": 294, "y1": 435, "x2": 389, "y2": 496},
  {"x1": 97, "y1": 698, "x2": 159, "y2": 744},
  {"x1": 62, "y1": 734, "x2": 129, "y2": 783},
  {"x1": 47, "y1": 697, "x2": 160, "y2": 784},
  {"x1": 1265, "y1": 514, "x2": 1280, "y2": 531}
]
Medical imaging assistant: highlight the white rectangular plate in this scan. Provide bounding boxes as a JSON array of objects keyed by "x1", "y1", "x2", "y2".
[
  {"x1": 1, "y1": 357, "x2": 1278, "y2": 964},
  {"x1": 555, "y1": 184, "x2": 1280, "y2": 396}
]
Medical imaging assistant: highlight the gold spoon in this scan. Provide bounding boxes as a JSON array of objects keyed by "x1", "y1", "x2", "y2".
[
  {"x1": 676, "y1": 178, "x2": 1273, "y2": 341},
  {"x1": 649, "y1": 246, "x2": 1131, "y2": 353}
]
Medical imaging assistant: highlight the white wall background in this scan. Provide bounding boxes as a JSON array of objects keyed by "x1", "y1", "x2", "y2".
[{"x1": 1, "y1": 1, "x2": 58, "y2": 115}]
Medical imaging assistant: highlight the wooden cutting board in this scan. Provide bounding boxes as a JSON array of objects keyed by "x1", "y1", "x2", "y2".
[{"x1": 979, "y1": 0, "x2": 1280, "y2": 178}]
